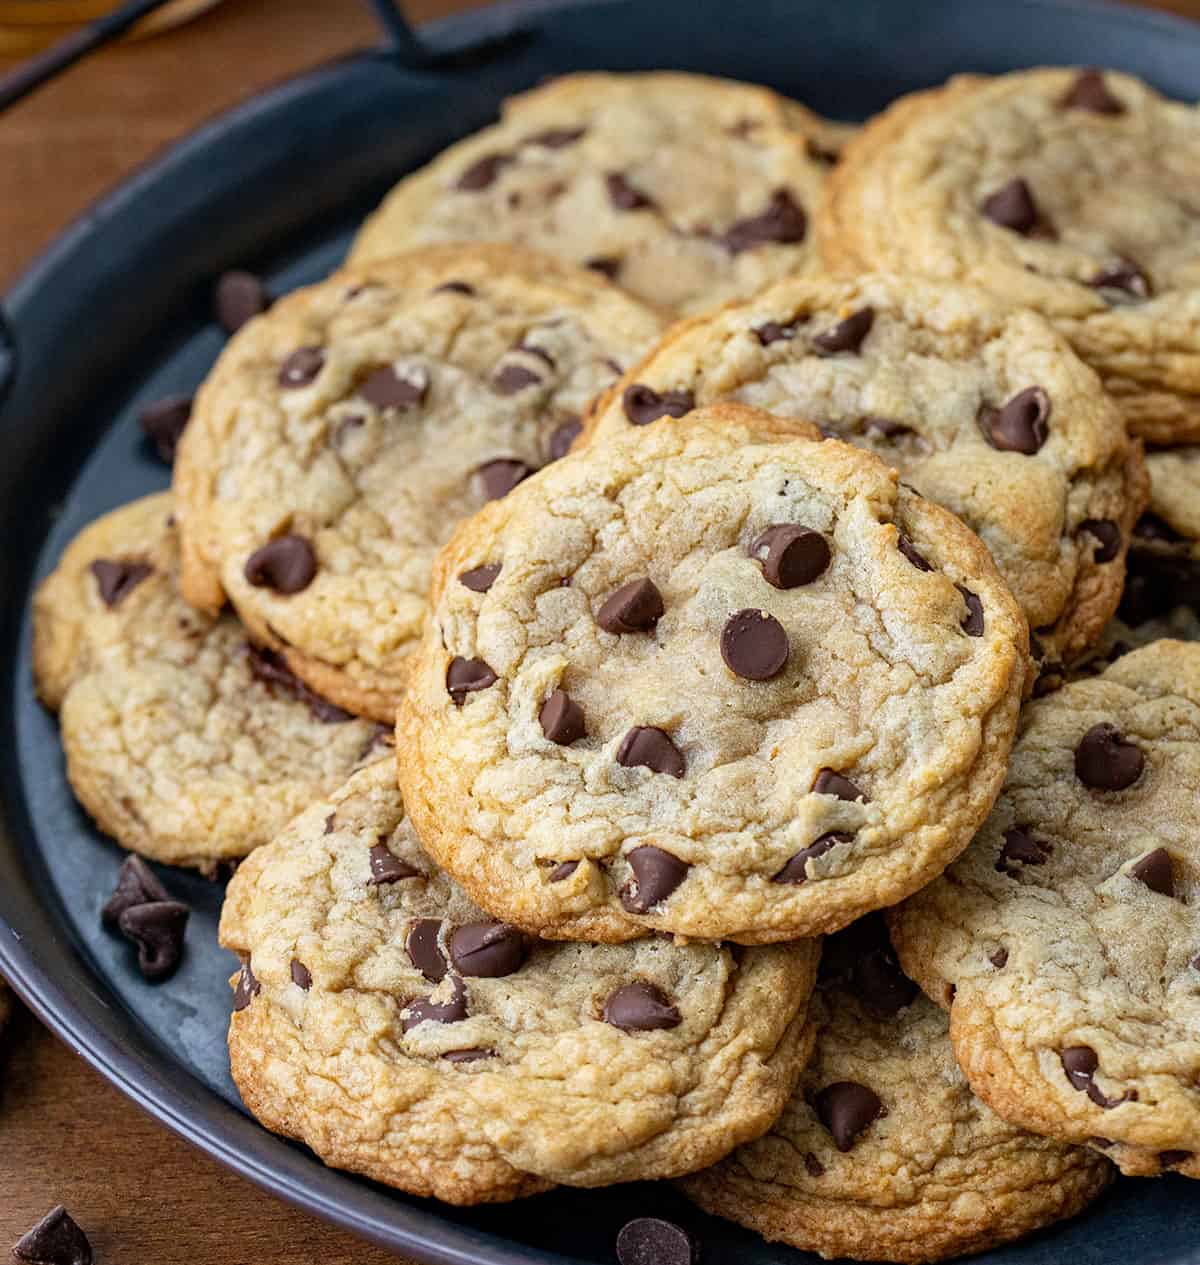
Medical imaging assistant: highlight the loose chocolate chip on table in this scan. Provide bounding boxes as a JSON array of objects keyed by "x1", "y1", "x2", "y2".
[
  {"x1": 773, "y1": 832, "x2": 852, "y2": 884},
  {"x1": 369, "y1": 843, "x2": 421, "y2": 884},
  {"x1": 1075, "y1": 722, "x2": 1144, "y2": 791},
  {"x1": 621, "y1": 845, "x2": 689, "y2": 913},
  {"x1": 990, "y1": 947, "x2": 1010, "y2": 969},
  {"x1": 278, "y1": 346, "x2": 325, "y2": 388},
  {"x1": 616, "y1": 726, "x2": 685, "y2": 778},
  {"x1": 402, "y1": 976, "x2": 469, "y2": 1032},
  {"x1": 233, "y1": 961, "x2": 260, "y2": 1011},
  {"x1": 585, "y1": 255, "x2": 621, "y2": 280},
  {"x1": 139, "y1": 394, "x2": 192, "y2": 464},
  {"x1": 814, "y1": 1081, "x2": 883, "y2": 1151},
  {"x1": 751, "y1": 524, "x2": 831, "y2": 589},
  {"x1": 407, "y1": 918, "x2": 447, "y2": 982},
  {"x1": 1090, "y1": 259, "x2": 1151, "y2": 300},
  {"x1": 721, "y1": 608, "x2": 790, "y2": 680},
  {"x1": 525, "y1": 126, "x2": 586, "y2": 148},
  {"x1": 102, "y1": 854, "x2": 170, "y2": 927},
  {"x1": 980, "y1": 178, "x2": 1041, "y2": 234},
  {"x1": 459, "y1": 563, "x2": 502, "y2": 593},
  {"x1": 812, "y1": 306, "x2": 875, "y2": 355},
  {"x1": 1130, "y1": 847, "x2": 1175, "y2": 897},
  {"x1": 12, "y1": 1205, "x2": 93, "y2": 1265},
  {"x1": 455, "y1": 152, "x2": 513, "y2": 191},
  {"x1": 957, "y1": 585, "x2": 985, "y2": 636},
  {"x1": 722, "y1": 189, "x2": 807, "y2": 253},
  {"x1": 753, "y1": 320, "x2": 798, "y2": 346},
  {"x1": 606, "y1": 171, "x2": 655, "y2": 210},
  {"x1": 118, "y1": 900, "x2": 189, "y2": 981},
  {"x1": 1061, "y1": 68, "x2": 1125, "y2": 115},
  {"x1": 604, "y1": 981, "x2": 682, "y2": 1031},
  {"x1": 540, "y1": 689, "x2": 587, "y2": 744},
  {"x1": 434, "y1": 280, "x2": 475, "y2": 296},
  {"x1": 449, "y1": 921, "x2": 527, "y2": 978},
  {"x1": 290, "y1": 958, "x2": 312, "y2": 990},
  {"x1": 615, "y1": 1217, "x2": 697, "y2": 1265},
  {"x1": 597, "y1": 577, "x2": 664, "y2": 633},
  {"x1": 215, "y1": 270, "x2": 271, "y2": 334},
  {"x1": 446, "y1": 656, "x2": 498, "y2": 704},
  {"x1": 359, "y1": 365, "x2": 428, "y2": 409},
  {"x1": 547, "y1": 416, "x2": 583, "y2": 461},
  {"x1": 493, "y1": 363, "x2": 544, "y2": 395},
  {"x1": 1079, "y1": 518, "x2": 1122, "y2": 563},
  {"x1": 813, "y1": 768, "x2": 868, "y2": 803},
  {"x1": 981, "y1": 386, "x2": 1050, "y2": 454},
  {"x1": 244, "y1": 534, "x2": 317, "y2": 594},
  {"x1": 476, "y1": 458, "x2": 535, "y2": 500},
  {"x1": 549, "y1": 860, "x2": 579, "y2": 882},
  {"x1": 997, "y1": 827, "x2": 1051, "y2": 873},
  {"x1": 622, "y1": 383, "x2": 694, "y2": 427},
  {"x1": 90, "y1": 558, "x2": 152, "y2": 608}
]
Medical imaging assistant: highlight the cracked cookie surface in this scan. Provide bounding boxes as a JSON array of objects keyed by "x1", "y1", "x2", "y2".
[
  {"x1": 174, "y1": 244, "x2": 664, "y2": 721},
  {"x1": 820, "y1": 68, "x2": 1200, "y2": 443},
  {"x1": 219, "y1": 760, "x2": 819, "y2": 1203},
  {"x1": 32, "y1": 494, "x2": 386, "y2": 872},
  {"x1": 681, "y1": 916, "x2": 1112, "y2": 1263},
  {"x1": 891, "y1": 640, "x2": 1200, "y2": 1177},
  {"x1": 397, "y1": 404, "x2": 1030, "y2": 944},
  {"x1": 349, "y1": 72, "x2": 850, "y2": 316},
  {"x1": 586, "y1": 271, "x2": 1146, "y2": 665}
]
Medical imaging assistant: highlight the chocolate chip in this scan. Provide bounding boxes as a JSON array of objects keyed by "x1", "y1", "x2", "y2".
[
  {"x1": 753, "y1": 320, "x2": 799, "y2": 346},
  {"x1": 957, "y1": 585, "x2": 984, "y2": 636},
  {"x1": 1131, "y1": 848, "x2": 1175, "y2": 897},
  {"x1": 1061, "y1": 68, "x2": 1124, "y2": 114},
  {"x1": 1079, "y1": 519, "x2": 1121, "y2": 563},
  {"x1": 750, "y1": 524, "x2": 831, "y2": 589},
  {"x1": 722, "y1": 189, "x2": 807, "y2": 253},
  {"x1": 607, "y1": 172, "x2": 655, "y2": 210},
  {"x1": 1075, "y1": 723, "x2": 1144, "y2": 791},
  {"x1": 997, "y1": 827, "x2": 1052, "y2": 874},
  {"x1": 549, "y1": 860, "x2": 579, "y2": 881},
  {"x1": 90, "y1": 558, "x2": 152, "y2": 608},
  {"x1": 603, "y1": 981, "x2": 681, "y2": 1031},
  {"x1": 477, "y1": 458, "x2": 535, "y2": 500},
  {"x1": 290, "y1": 958, "x2": 312, "y2": 990},
  {"x1": 102, "y1": 855, "x2": 169, "y2": 927},
  {"x1": 622, "y1": 383, "x2": 694, "y2": 427},
  {"x1": 814, "y1": 1081, "x2": 883, "y2": 1151},
  {"x1": 1160, "y1": 1150, "x2": 1193, "y2": 1169},
  {"x1": 1090, "y1": 259, "x2": 1151, "y2": 301},
  {"x1": 1061, "y1": 1045, "x2": 1132, "y2": 1108},
  {"x1": 812, "y1": 306, "x2": 874, "y2": 356},
  {"x1": 981, "y1": 178, "x2": 1041, "y2": 234},
  {"x1": 897, "y1": 534, "x2": 933, "y2": 572},
  {"x1": 621, "y1": 846, "x2": 689, "y2": 913},
  {"x1": 526, "y1": 126, "x2": 586, "y2": 148},
  {"x1": 773, "y1": 832, "x2": 851, "y2": 883},
  {"x1": 721, "y1": 609, "x2": 789, "y2": 680},
  {"x1": 278, "y1": 346, "x2": 324, "y2": 388},
  {"x1": 863, "y1": 416, "x2": 912, "y2": 439},
  {"x1": 597, "y1": 577, "x2": 663, "y2": 633},
  {"x1": 406, "y1": 919, "x2": 447, "y2": 982},
  {"x1": 434, "y1": 281, "x2": 475, "y2": 296},
  {"x1": 585, "y1": 255, "x2": 621, "y2": 280},
  {"x1": 139, "y1": 395, "x2": 192, "y2": 464},
  {"x1": 615, "y1": 1218, "x2": 696, "y2": 1265},
  {"x1": 402, "y1": 976, "x2": 468, "y2": 1032},
  {"x1": 616, "y1": 727, "x2": 684, "y2": 778},
  {"x1": 545, "y1": 417, "x2": 582, "y2": 462},
  {"x1": 359, "y1": 365, "x2": 428, "y2": 409},
  {"x1": 245, "y1": 643, "x2": 351, "y2": 722},
  {"x1": 232, "y1": 961, "x2": 260, "y2": 1011},
  {"x1": 460, "y1": 563, "x2": 501, "y2": 592},
  {"x1": 493, "y1": 363, "x2": 543, "y2": 395},
  {"x1": 990, "y1": 947, "x2": 1009, "y2": 968},
  {"x1": 215, "y1": 270, "x2": 271, "y2": 335},
  {"x1": 449, "y1": 921, "x2": 526, "y2": 977},
  {"x1": 814, "y1": 768, "x2": 868, "y2": 803},
  {"x1": 981, "y1": 386, "x2": 1050, "y2": 454},
  {"x1": 540, "y1": 689, "x2": 586, "y2": 744},
  {"x1": 444, "y1": 1047, "x2": 496, "y2": 1064},
  {"x1": 455, "y1": 152, "x2": 512, "y2": 190},
  {"x1": 117, "y1": 901, "x2": 188, "y2": 981},
  {"x1": 244, "y1": 535, "x2": 317, "y2": 594},
  {"x1": 12, "y1": 1206, "x2": 93, "y2": 1265},
  {"x1": 369, "y1": 843, "x2": 420, "y2": 884},
  {"x1": 446, "y1": 656, "x2": 498, "y2": 704}
]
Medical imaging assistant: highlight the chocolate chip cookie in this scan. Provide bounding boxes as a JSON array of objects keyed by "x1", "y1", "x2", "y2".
[
  {"x1": 174, "y1": 244, "x2": 664, "y2": 721},
  {"x1": 891, "y1": 640, "x2": 1200, "y2": 1177},
  {"x1": 820, "y1": 68, "x2": 1200, "y2": 443},
  {"x1": 397, "y1": 403, "x2": 1030, "y2": 944},
  {"x1": 681, "y1": 916, "x2": 1112, "y2": 1263},
  {"x1": 585, "y1": 272, "x2": 1146, "y2": 666},
  {"x1": 349, "y1": 72, "x2": 850, "y2": 316},
  {"x1": 33, "y1": 494, "x2": 386, "y2": 872},
  {"x1": 219, "y1": 760, "x2": 819, "y2": 1203}
]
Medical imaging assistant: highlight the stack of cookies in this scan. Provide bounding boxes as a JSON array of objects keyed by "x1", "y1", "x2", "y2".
[{"x1": 31, "y1": 67, "x2": 1200, "y2": 1263}]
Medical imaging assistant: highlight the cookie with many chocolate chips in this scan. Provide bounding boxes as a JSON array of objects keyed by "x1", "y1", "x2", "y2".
[
  {"x1": 680, "y1": 916, "x2": 1112, "y2": 1263},
  {"x1": 174, "y1": 245, "x2": 664, "y2": 721},
  {"x1": 219, "y1": 760, "x2": 818, "y2": 1203},
  {"x1": 891, "y1": 640, "x2": 1200, "y2": 1177},
  {"x1": 349, "y1": 73, "x2": 851, "y2": 316},
  {"x1": 585, "y1": 272, "x2": 1146, "y2": 665},
  {"x1": 820, "y1": 68, "x2": 1200, "y2": 443},
  {"x1": 32, "y1": 495, "x2": 386, "y2": 873},
  {"x1": 397, "y1": 404, "x2": 1030, "y2": 944}
]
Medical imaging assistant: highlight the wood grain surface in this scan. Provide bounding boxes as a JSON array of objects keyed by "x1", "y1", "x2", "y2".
[{"x1": 0, "y1": 0, "x2": 1197, "y2": 1258}]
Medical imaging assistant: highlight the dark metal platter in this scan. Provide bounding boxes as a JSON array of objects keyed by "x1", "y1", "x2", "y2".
[{"x1": 1, "y1": 0, "x2": 1199, "y2": 1260}]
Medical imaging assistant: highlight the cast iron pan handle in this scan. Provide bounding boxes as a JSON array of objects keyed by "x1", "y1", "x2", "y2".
[
  {"x1": 364, "y1": 0, "x2": 433, "y2": 69},
  {"x1": 0, "y1": 307, "x2": 14, "y2": 412}
]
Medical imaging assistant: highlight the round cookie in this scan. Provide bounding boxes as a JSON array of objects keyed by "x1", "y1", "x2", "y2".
[
  {"x1": 681, "y1": 916, "x2": 1112, "y2": 1264},
  {"x1": 1121, "y1": 447, "x2": 1200, "y2": 626},
  {"x1": 174, "y1": 244, "x2": 665, "y2": 722},
  {"x1": 218, "y1": 760, "x2": 819, "y2": 1203},
  {"x1": 585, "y1": 271, "x2": 1146, "y2": 666},
  {"x1": 397, "y1": 403, "x2": 1030, "y2": 944},
  {"x1": 891, "y1": 640, "x2": 1200, "y2": 1178},
  {"x1": 820, "y1": 68, "x2": 1200, "y2": 443},
  {"x1": 33, "y1": 494, "x2": 387, "y2": 873},
  {"x1": 349, "y1": 72, "x2": 849, "y2": 317}
]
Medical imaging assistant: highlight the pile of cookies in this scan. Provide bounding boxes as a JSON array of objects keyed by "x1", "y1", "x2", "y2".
[{"x1": 30, "y1": 67, "x2": 1200, "y2": 1263}]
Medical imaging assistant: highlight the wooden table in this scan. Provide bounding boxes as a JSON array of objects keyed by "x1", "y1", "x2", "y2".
[{"x1": 0, "y1": 0, "x2": 1197, "y2": 1258}]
